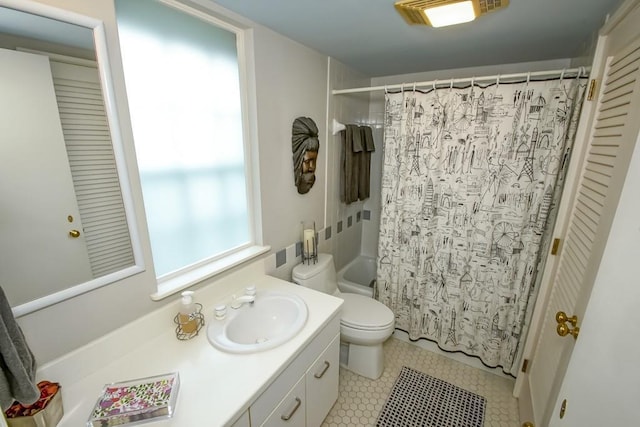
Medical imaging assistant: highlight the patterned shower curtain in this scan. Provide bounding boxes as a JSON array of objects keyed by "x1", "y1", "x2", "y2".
[{"x1": 377, "y1": 77, "x2": 586, "y2": 375}]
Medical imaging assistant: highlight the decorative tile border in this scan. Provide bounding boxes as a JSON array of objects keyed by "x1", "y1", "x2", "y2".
[
  {"x1": 275, "y1": 248, "x2": 287, "y2": 268},
  {"x1": 267, "y1": 210, "x2": 368, "y2": 274}
]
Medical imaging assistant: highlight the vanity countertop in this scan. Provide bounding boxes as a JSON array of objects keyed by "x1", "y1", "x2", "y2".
[{"x1": 35, "y1": 260, "x2": 343, "y2": 426}]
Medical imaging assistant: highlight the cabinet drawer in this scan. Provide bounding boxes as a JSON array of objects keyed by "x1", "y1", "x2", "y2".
[
  {"x1": 261, "y1": 375, "x2": 306, "y2": 427},
  {"x1": 306, "y1": 334, "x2": 340, "y2": 427}
]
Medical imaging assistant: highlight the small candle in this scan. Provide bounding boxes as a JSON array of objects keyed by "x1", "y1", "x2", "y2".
[{"x1": 303, "y1": 228, "x2": 315, "y2": 256}]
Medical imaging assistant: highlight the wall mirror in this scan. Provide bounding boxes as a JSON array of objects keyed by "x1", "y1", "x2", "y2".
[{"x1": 0, "y1": 0, "x2": 144, "y2": 316}]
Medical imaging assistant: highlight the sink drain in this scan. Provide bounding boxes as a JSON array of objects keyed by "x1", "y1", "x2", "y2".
[{"x1": 255, "y1": 337, "x2": 269, "y2": 344}]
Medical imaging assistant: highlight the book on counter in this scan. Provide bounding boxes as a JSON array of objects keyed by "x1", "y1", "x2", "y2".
[{"x1": 87, "y1": 372, "x2": 179, "y2": 427}]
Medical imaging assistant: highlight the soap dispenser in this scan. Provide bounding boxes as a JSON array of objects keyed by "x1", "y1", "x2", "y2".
[{"x1": 174, "y1": 290, "x2": 204, "y2": 340}]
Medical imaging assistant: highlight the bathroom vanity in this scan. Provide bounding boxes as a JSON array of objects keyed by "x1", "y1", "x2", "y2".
[{"x1": 34, "y1": 260, "x2": 343, "y2": 426}]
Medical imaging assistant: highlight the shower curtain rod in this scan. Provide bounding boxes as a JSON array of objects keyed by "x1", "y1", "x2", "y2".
[{"x1": 331, "y1": 66, "x2": 590, "y2": 95}]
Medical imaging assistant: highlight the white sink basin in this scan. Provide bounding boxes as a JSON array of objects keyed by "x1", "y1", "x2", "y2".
[{"x1": 207, "y1": 291, "x2": 308, "y2": 353}]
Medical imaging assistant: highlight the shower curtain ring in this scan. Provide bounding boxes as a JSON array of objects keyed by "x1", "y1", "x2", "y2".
[
  {"x1": 526, "y1": 72, "x2": 531, "y2": 84},
  {"x1": 560, "y1": 68, "x2": 566, "y2": 82},
  {"x1": 496, "y1": 75, "x2": 500, "y2": 87},
  {"x1": 470, "y1": 77, "x2": 475, "y2": 88},
  {"x1": 433, "y1": 79, "x2": 437, "y2": 91},
  {"x1": 384, "y1": 85, "x2": 388, "y2": 94},
  {"x1": 413, "y1": 82, "x2": 416, "y2": 92},
  {"x1": 450, "y1": 78, "x2": 454, "y2": 91}
]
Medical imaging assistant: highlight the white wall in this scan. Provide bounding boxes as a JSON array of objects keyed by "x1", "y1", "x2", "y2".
[
  {"x1": 252, "y1": 26, "x2": 328, "y2": 252},
  {"x1": 264, "y1": 58, "x2": 373, "y2": 279},
  {"x1": 13, "y1": 0, "x2": 352, "y2": 365},
  {"x1": 327, "y1": 60, "x2": 372, "y2": 271}
]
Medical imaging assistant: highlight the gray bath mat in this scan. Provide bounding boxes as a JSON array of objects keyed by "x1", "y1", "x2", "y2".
[{"x1": 376, "y1": 366, "x2": 486, "y2": 427}]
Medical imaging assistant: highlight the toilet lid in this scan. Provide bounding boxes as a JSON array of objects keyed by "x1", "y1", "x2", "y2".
[{"x1": 340, "y1": 293, "x2": 395, "y2": 331}]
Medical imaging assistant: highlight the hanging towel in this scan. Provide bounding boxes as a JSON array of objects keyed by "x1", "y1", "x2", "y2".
[
  {"x1": 341, "y1": 124, "x2": 361, "y2": 204},
  {"x1": 340, "y1": 124, "x2": 376, "y2": 204},
  {"x1": 0, "y1": 286, "x2": 39, "y2": 411},
  {"x1": 358, "y1": 126, "x2": 376, "y2": 200}
]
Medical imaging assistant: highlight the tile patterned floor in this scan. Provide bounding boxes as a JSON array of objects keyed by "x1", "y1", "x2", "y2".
[{"x1": 322, "y1": 337, "x2": 520, "y2": 427}]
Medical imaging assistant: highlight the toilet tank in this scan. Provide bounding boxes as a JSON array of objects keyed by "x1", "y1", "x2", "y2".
[{"x1": 292, "y1": 253, "x2": 338, "y2": 295}]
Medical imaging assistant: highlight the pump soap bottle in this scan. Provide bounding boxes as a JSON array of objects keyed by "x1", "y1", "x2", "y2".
[{"x1": 178, "y1": 291, "x2": 198, "y2": 334}]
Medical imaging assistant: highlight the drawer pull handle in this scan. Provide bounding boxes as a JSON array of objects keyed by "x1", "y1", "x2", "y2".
[
  {"x1": 281, "y1": 397, "x2": 301, "y2": 421},
  {"x1": 314, "y1": 361, "x2": 331, "y2": 379}
]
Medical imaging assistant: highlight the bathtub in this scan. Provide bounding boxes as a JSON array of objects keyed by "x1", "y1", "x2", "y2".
[{"x1": 337, "y1": 255, "x2": 376, "y2": 297}]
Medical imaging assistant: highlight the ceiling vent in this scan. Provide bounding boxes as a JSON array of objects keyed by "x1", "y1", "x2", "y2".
[{"x1": 395, "y1": 0, "x2": 509, "y2": 27}]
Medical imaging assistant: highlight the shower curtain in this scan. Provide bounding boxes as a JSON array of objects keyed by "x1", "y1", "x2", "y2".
[{"x1": 377, "y1": 76, "x2": 586, "y2": 375}]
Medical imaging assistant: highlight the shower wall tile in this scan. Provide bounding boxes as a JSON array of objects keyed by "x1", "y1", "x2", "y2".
[
  {"x1": 334, "y1": 213, "x2": 362, "y2": 270},
  {"x1": 267, "y1": 242, "x2": 303, "y2": 282},
  {"x1": 275, "y1": 248, "x2": 286, "y2": 268}
]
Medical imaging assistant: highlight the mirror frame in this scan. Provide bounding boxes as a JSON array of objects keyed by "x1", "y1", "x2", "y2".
[{"x1": 2, "y1": 0, "x2": 145, "y2": 317}]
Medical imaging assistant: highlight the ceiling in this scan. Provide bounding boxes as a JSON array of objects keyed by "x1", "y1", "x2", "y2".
[
  {"x1": 209, "y1": 0, "x2": 624, "y2": 77},
  {"x1": 0, "y1": 6, "x2": 94, "y2": 50}
]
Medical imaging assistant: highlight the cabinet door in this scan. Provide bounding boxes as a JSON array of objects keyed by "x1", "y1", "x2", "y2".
[
  {"x1": 305, "y1": 334, "x2": 340, "y2": 427},
  {"x1": 262, "y1": 375, "x2": 306, "y2": 427}
]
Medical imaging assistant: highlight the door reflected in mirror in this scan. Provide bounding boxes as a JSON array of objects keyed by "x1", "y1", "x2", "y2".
[{"x1": 0, "y1": 2, "x2": 143, "y2": 316}]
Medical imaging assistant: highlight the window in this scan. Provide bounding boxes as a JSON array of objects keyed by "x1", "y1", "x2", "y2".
[{"x1": 115, "y1": 0, "x2": 263, "y2": 297}]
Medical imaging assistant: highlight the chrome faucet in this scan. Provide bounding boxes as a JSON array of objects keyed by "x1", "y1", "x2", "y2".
[{"x1": 230, "y1": 285, "x2": 257, "y2": 309}]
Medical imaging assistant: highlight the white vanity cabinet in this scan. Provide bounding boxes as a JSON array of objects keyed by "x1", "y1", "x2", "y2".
[
  {"x1": 250, "y1": 315, "x2": 340, "y2": 427},
  {"x1": 37, "y1": 273, "x2": 343, "y2": 427}
]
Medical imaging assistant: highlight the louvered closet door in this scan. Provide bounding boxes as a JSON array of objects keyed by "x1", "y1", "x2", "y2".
[
  {"x1": 528, "y1": 33, "x2": 640, "y2": 425},
  {"x1": 50, "y1": 61, "x2": 135, "y2": 278}
]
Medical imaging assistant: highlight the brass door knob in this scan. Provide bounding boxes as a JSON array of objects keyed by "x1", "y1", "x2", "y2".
[
  {"x1": 69, "y1": 229, "x2": 81, "y2": 238},
  {"x1": 556, "y1": 311, "x2": 578, "y2": 326},
  {"x1": 557, "y1": 322, "x2": 580, "y2": 339}
]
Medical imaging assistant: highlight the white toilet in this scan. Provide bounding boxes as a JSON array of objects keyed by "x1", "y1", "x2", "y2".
[{"x1": 292, "y1": 253, "x2": 394, "y2": 379}]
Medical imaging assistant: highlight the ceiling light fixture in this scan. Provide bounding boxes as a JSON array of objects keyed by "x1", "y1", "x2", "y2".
[
  {"x1": 395, "y1": 0, "x2": 509, "y2": 28},
  {"x1": 424, "y1": 1, "x2": 476, "y2": 27}
]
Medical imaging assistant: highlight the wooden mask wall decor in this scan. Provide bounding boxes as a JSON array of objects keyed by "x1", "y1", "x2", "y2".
[{"x1": 291, "y1": 117, "x2": 319, "y2": 194}]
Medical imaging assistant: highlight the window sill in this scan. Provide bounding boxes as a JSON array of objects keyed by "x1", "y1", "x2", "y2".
[{"x1": 150, "y1": 245, "x2": 271, "y2": 301}]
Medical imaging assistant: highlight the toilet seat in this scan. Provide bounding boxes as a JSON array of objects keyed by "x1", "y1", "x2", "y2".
[{"x1": 340, "y1": 293, "x2": 394, "y2": 331}]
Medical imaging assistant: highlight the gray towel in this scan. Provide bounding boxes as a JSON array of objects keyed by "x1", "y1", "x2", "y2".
[
  {"x1": 340, "y1": 125, "x2": 375, "y2": 204},
  {"x1": 358, "y1": 126, "x2": 375, "y2": 200},
  {"x1": 341, "y1": 125, "x2": 361, "y2": 204},
  {"x1": 0, "y1": 286, "x2": 39, "y2": 411}
]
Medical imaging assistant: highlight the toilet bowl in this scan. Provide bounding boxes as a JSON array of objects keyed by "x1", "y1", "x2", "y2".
[{"x1": 292, "y1": 254, "x2": 394, "y2": 379}]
